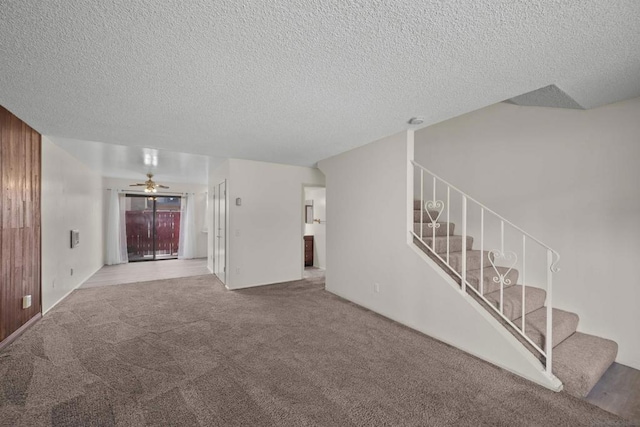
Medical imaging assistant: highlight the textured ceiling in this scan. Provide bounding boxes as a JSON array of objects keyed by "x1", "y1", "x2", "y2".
[{"x1": 1, "y1": 1, "x2": 639, "y2": 167}]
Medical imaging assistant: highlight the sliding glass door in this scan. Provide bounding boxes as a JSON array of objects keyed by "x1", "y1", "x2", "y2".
[{"x1": 125, "y1": 195, "x2": 181, "y2": 261}]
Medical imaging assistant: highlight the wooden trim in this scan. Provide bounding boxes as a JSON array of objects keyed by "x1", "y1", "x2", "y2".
[{"x1": 0, "y1": 313, "x2": 41, "y2": 352}]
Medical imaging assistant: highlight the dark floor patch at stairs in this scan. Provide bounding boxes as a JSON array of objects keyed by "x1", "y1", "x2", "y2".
[{"x1": 412, "y1": 200, "x2": 617, "y2": 398}]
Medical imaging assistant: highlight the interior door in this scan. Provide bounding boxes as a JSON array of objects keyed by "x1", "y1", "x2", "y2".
[{"x1": 215, "y1": 180, "x2": 227, "y2": 283}]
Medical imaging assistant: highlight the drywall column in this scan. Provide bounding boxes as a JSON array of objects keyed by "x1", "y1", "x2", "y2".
[
  {"x1": 223, "y1": 159, "x2": 325, "y2": 289},
  {"x1": 0, "y1": 106, "x2": 41, "y2": 347}
]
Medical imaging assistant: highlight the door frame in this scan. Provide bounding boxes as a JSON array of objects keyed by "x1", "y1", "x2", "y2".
[
  {"x1": 301, "y1": 185, "x2": 325, "y2": 277},
  {"x1": 214, "y1": 180, "x2": 228, "y2": 284},
  {"x1": 125, "y1": 194, "x2": 181, "y2": 262}
]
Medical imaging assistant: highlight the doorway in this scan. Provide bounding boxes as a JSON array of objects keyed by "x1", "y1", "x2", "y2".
[
  {"x1": 214, "y1": 180, "x2": 227, "y2": 283},
  {"x1": 125, "y1": 195, "x2": 181, "y2": 262},
  {"x1": 302, "y1": 186, "x2": 326, "y2": 278}
]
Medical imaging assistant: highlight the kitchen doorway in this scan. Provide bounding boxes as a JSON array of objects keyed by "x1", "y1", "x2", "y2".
[{"x1": 302, "y1": 186, "x2": 326, "y2": 276}]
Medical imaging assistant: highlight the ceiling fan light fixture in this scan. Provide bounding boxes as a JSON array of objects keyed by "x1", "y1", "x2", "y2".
[{"x1": 130, "y1": 173, "x2": 169, "y2": 193}]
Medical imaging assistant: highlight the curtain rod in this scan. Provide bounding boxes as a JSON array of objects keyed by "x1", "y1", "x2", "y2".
[{"x1": 105, "y1": 188, "x2": 197, "y2": 196}]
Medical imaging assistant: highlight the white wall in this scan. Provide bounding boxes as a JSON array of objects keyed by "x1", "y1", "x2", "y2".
[
  {"x1": 304, "y1": 187, "x2": 327, "y2": 269},
  {"x1": 210, "y1": 159, "x2": 325, "y2": 289},
  {"x1": 102, "y1": 178, "x2": 208, "y2": 261},
  {"x1": 318, "y1": 130, "x2": 559, "y2": 389},
  {"x1": 414, "y1": 98, "x2": 640, "y2": 370},
  {"x1": 41, "y1": 136, "x2": 104, "y2": 313}
]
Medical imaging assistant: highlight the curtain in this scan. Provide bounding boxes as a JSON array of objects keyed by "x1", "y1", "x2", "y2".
[
  {"x1": 178, "y1": 193, "x2": 197, "y2": 259},
  {"x1": 201, "y1": 191, "x2": 209, "y2": 233},
  {"x1": 106, "y1": 190, "x2": 129, "y2": 265}
]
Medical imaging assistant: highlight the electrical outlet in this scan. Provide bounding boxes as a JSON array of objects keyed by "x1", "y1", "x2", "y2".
[
  {"x1": 374, "y1": 282, "x2": 380, "y2": 293},
  {"x1": 52, "y1": 279, "x2": 56, "y2": 289},
  {"x1": 22, "y1": 295, "x2": 32, "y2": 309},
  {"x1": 70, "y1": 268, "x2": 74, "y2": 276},
  {"x1": 236, "y1": 268, "x2": 240, "y2": 275}
]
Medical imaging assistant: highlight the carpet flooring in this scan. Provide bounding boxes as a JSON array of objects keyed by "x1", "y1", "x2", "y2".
[{"x1": 0, "y1": 274, "x2": 625, "y2": 426}]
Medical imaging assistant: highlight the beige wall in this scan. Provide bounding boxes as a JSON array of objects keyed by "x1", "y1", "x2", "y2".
[
  {"x1": 209, "y1": 159, "x2": 325, "y2": 289},
  {"x1": 41, "y1": 136, "x2": 104, "y2": 313},
  {"x1": 414, "y1": 97, "x2": 640, "y2": 370},
  {"x1": 318, "y1": 131, "x2": 560, "y2": 390}
]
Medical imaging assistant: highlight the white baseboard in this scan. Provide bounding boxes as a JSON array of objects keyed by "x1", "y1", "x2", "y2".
[
  {"x1": 327, "y1": 286, "x2": 562, "y2": 393},
  {"x1": 43, "y1": 265, "x2": 102, "y2": 315},
  {"x1": 225, "y1": 275, "x2": 303, "y2": 290}
]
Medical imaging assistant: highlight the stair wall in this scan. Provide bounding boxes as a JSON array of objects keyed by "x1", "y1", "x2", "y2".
[
  {"x1": 414, "y1": 99, "x2": 640, "y2": 370},
  {"x1": 318, "y1": 130, "x2": 561, "y2": 390}
]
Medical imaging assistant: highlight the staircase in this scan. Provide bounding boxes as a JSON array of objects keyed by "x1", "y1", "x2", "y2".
[{"x1": 411, "y1": 162, "x2": 617, "y2": 398}]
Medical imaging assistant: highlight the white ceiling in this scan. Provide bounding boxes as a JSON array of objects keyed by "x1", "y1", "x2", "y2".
[
  {"x1": 49, "y1": 136, "x2": 215, "y2": 185},
  {"x1": 1, "y1": 1, "x2": 639, "y2": 167}
]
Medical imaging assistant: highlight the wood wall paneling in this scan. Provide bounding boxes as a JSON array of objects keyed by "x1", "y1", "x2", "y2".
[{"x1": 0, "y1": 105, "x2": 41, "y2": 344}]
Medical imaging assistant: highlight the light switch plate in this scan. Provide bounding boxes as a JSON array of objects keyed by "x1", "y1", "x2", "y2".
[{"x1": 70, "y1": 229, "x2": 80, "y2": 248}]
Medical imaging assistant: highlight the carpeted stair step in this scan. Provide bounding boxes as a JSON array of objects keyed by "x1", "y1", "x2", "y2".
[
  {"x1": 513, "y1": 307, "x2": 579, "y2": 351},
  {"x1": 413, "y1": 222, "x2": 455, "y2": 237},
  {"x1": 484, "y1": 285, "x2": 546, "y2": 321},
  {"x1": 449, "y1": 250, "x2": 493, "y2": 273},
  {"x1": 552, "y1": 332, "x2": 618, "y2": 398},
  {"x1": 422, "y1": 236, "x2": 473, "y2": 255},
  {"x1": 414, "y1": 210, "x2": 445, "y2": 223},
  {"x1": 466, "y1": 266, "x2": 519, "y2": 295}
]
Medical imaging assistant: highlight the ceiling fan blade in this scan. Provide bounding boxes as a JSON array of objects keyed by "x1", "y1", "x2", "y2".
[
  {"x1": 129, "y1": 183, "x2": 145, "y2": 186},
  {"x1": 157, "y1": 185, "x2": 170, "y2": 189}
]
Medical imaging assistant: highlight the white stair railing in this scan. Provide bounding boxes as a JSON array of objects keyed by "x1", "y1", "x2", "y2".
[{"x1": 411, "y1": 160, "x2": 560, "y2": 377}]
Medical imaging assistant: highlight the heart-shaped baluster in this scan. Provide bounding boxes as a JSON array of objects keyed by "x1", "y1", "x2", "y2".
[
  {"x1": 488, "y1": 250, "x2": 517, "y2": 286},
  {"x1": 424, "y1": 200, "x2": 444, "y2": 229}
]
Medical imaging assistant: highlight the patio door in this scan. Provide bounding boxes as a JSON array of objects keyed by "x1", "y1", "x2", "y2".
[{"x1": 125, "y1": 195, "x2": 181, "y2": 261}]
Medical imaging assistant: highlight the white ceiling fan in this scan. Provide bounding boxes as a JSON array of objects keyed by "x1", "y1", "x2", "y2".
[{"x1": 129, "y1": 173, "x2": 170, "y2": 193}]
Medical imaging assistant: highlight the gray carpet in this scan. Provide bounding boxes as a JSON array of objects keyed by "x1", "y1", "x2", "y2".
[
  {"x1": 0, "y1": 274, "x2": 625, "y2": 426},
  {"x1": 413, "y1": 200, "x2": 618, "y2": 398}
]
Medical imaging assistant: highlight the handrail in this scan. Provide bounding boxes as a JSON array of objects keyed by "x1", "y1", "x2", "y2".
[
  {"x1": 411, "y1": 160, "x2": 560, "y2": 272},
  {"x1": 411, "y1": 159, "x2": 560, "y2": 379}
]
